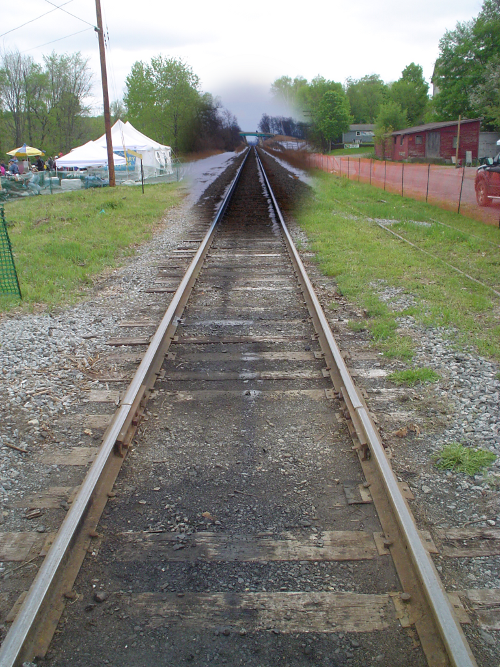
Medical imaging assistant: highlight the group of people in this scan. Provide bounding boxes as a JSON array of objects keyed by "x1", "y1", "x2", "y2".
[{"x1": 0, "y1": 155, "x2": 57, "y2": 178}]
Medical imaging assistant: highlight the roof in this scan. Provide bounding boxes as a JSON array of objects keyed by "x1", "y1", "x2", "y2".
[
  {"x1": 95, "y1": 120, "x2": 171, "y2": 152},
  {"x1": 392, "y1": 118, "x2": 481, "y2": 136},
  {"x1": 348, "y1": 124, "x2": 375, "y2": 131},
  {"x1": 55, "y1": 141, "x2": 127, "y2": 168}
]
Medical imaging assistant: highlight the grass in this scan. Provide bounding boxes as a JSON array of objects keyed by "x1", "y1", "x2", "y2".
[
  {"x1": 433, "y1": 442, "x2": 496, "y2": 476},
  {"x1": 296, "y1": 171, "x2": 500, "y2": 361},
  {"x1": 1, "y1": 182, "x2": 181, "y2": 311},
  {"x1": 328, "y1": 146, "x2": 374, "y2": 157},
  {"x1": 387, "y1": 367, "x2": 440, "y2": 386}
]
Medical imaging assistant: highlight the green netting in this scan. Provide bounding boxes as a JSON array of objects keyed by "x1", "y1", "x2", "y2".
[{"x1": 0, "y1": 206, "x2": 22, "y2": 298}]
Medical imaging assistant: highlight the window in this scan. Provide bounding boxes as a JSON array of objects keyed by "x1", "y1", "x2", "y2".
[
  {"x1": 415, "y1": 135, "x2": 423, "y2": 145},
  {"x1": 452, "y1": 136, "x2": 458, "y2": 149},
  {"x1": 400, "y1": 136, "x2": 404, "y2": 145},
  {"x1": 356, "y1": 131, "x2": 361, "y2": 136}
]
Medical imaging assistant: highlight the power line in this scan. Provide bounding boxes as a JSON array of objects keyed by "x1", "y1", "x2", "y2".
[
  {"x1": 43, "y1": 0, "x2": 97, "y2": 29},
  {"x1": 20, "y1": 27, "x2": 94, "y2": 54},
  {"x1": 0, "y1": 0, "x2": 75, "y2": 38}
]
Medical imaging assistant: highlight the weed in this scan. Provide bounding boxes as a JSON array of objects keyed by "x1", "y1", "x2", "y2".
[
  {"x1": 377, "y1": 336, "x2": 415, "y2": 360},
  {"x1": 433, "y1": 442, "x2": 496, "y2": 476},
  {"x1": 348, "y1": 320, "x2": 367, "y2": 332},
  {"x1": 387, "y1": 367, "x2": 440, "y2": 386}
]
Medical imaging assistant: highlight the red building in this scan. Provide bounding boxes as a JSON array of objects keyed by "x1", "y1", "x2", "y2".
[{"x1": 376, "y1": 118, "x2": 481, "y2": 163}]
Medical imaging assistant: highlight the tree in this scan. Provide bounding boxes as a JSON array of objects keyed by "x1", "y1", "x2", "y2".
[
  {"x1": 125, "y1": 55, "x2": 200, "y2": 152},
  {"x1": 0, "y1": 49, "x2": 92, "y2": 154},
  {"x1": 432, "y1": 0, "x2": 500, "y2": 129},
  {"x1": 374, "y1": 101, "x2": 408, "y2": 159},
  {"x1": 0, "y1": 51, "x2": 30, "y2": 145},
  {"x1": 315, "y1": 90, "x2": 352, "y2": 150},
  {"x1": 270, "y1": 75, "x2": 308, "y2": 111},
  {"x1": 470, "y1": 54, "x2": 500, "y2": 128},
  {"x1": 390, "y1": 63, "x2": 429, "y2": 126},
  {"x1": 345, "y1": 75, "x2": 389, "y2": 123},
  {"x1": 258, "y1": 114, "x2": 307, "y2": 138}
]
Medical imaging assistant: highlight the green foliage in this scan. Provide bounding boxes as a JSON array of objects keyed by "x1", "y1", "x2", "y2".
[
  {"x1": 1, "y1": 182, "x2": 181, "y2": 310},
  {"x1": 270, "y1": 75, "x2": 308, "y2": 111},
  {"x1": 387, "y1": 368, "x2": 440, "y2": 386},
  {"x1": 125, "y1": 56, "x2": 200, "y2": 152},
  {"x1": 374, "y1": 101, "x2": 408, "y2": 158},
  {"x1": 295, "y1": 171, "x2": 500, "y2": 361},
  {"x1": 345, "y1": 75, "x2": 389, "y2": 124},
  {"x1": 433, "y1": 0, "x2": 500, "y2": 129},
  {"x1": 433, "y1": 442, "x2": 496, "y2": 476},
  {"x1": 375, "y1": 101, "x2": 408, "y2": 132},
  {"x1": 0, "y1": 50, "x2": 93, "y2": 155},
  {"x1": 315, "y1": 90, "x2": 352, "y2": 146},
  {"x1": 389, "y1": 63, "x2": 429, "y2": 126}
]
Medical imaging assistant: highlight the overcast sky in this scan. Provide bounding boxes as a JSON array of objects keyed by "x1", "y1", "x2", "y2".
[{"x1": 2, "y1": 0, "x2": 483, "y2": 131}]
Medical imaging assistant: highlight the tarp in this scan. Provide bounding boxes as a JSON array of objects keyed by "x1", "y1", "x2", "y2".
[{"x1": 55, "y1": 141, "x2": 127, "y2": 168}]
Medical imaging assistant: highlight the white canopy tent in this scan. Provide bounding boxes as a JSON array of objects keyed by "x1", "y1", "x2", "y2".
[
  {"x1": 55, "y1": 141, "x2": 127, "y2": 169},
  {"x1": 94, "y1": 120, "x2": 172, "y2": 178}
]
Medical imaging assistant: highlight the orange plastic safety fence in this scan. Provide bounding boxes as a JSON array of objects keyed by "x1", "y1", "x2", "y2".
[{"x1": 307, "y1": 153, "x2": 500, "y2": 227}]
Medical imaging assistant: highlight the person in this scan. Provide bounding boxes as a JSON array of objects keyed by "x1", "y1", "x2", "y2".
[
  {"x1": 35, "y1": 156, "x2": 45, "y2": 171},
  {"x1": 47, "y1": 156, "x2": 55, "y2": 171},
  {"x1": 8, "y1": 160, "x2": 19, "y2": 175},
  {"x1": 0, "y1": 162, "x2": 5, "y2": 176}
]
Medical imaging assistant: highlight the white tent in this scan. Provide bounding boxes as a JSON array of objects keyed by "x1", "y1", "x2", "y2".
[
  {"x1": 55, "y1": 141, "x2": 127, "y2": 169},
  {"x1": 94, "y1": 120, "x2": 172, "y2": 178}
]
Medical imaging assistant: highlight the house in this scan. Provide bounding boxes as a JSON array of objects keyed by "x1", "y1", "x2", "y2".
[
  {"x1": 479, "y1": 132, "x2": 500, "y2": 158},
  {"x1": 376, "y1": 118, "x2": 481, "y2": 162},
  {"x1": 342, "y1": 124, "x2": 375, "y2": 145}
]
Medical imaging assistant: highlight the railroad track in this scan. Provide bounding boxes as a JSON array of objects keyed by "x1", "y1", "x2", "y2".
[{"x1": 0, "y1": 148, "x2": 480, "y2": 666}]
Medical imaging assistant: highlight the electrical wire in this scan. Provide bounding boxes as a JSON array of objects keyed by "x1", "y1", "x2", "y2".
[
  {"x1": 43, "y1": 0, "x2": 97, "y2": 28},
  {"x1": 20, "y1": 27, "x2": 94, "y2": 54},
  {"x1": 0, "y1": 0, "x2": 75, "y2": 38}
]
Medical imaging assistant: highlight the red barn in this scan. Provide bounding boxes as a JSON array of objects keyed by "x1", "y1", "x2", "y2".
[{"x1": 376, "y1": 118, "x2": 481, "y2": 163}]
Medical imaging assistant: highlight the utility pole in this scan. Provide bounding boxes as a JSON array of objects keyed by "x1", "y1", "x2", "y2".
[
  {"x1": 95, "y1": 0, "x2": 115, "y2": 187},
  {"x1": 455, "y1": 114, "x2": 461, "y2": 168}
]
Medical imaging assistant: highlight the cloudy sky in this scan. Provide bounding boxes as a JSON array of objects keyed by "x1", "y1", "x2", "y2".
[{"x1": 2, "y1": 0, "x2": 483, "y2": 131}]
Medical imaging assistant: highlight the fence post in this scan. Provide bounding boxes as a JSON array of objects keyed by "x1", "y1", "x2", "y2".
[
  {"x1": 384, "y1": 160, "x2": 387, "y2": 191},
  {"x1": 369, "y1": 159, "x2": 372, "y2": 185},
  {"x1": 358, "y1": 158, "x2": 360, "y2": 182},
  {"x1": 347, "y1": 157, "x2": 350, "y2": 180},
  {"x1": 425, "y1": 163, "x2": 431, "y2": 203},
  {"x1": 401, "y1": 162, "x2": 405, "y2": 197},
  {"x1": 457, "y1": 164, "x2": 466, "y2": 214}
]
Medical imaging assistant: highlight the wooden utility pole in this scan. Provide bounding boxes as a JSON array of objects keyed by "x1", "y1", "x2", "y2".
[
  {"x1": 95, "y1": 0, "x2": 115, "y2": 186},
  {"x1": 455, "y1": 114, "x2": 461, "y2": 168}
]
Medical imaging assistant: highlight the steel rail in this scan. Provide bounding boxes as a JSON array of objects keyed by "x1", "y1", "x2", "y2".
[
  {"x1": 255, "y1": 150, "x2": 477, "y2": 667},
  {"x1": 0, "y1": 148, "x2": 250, "y2": 667}
]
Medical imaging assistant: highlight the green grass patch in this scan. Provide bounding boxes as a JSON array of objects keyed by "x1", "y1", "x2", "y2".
[
  {"x1": 328, "y1": 146, "x2": 374, "y2": 157},
  {"x1": 297, "y1": 171, "x2": 500, "y2": 361},
  {"x1": 1, "y1": 183, "x2": 181, "y2": 311},
  {"x1": 387, "y1": 367, "x2": 440, "y2": 386},
  {"x1": 433, "y1": 442, "x2": 496, "y2": 476}
]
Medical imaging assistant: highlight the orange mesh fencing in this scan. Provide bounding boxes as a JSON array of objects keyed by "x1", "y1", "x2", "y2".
[{"x1": 306, "y1": 153, "x2": 500, "y2": 227}]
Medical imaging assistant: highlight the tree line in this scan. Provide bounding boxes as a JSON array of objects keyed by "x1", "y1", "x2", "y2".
[
  {"x1": 262, "y1": 0, "x2": 499, "y2": 150},
  {"x1": 0, "y1": 51, "x2": 241, "y2": 158}
]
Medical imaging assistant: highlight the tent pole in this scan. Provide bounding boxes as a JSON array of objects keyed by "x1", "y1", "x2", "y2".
[{"x1": 141, "y1": 159, "x2": 144, "y2": 194}]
